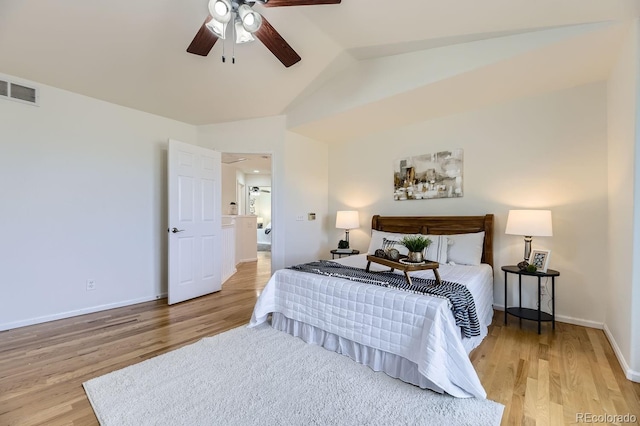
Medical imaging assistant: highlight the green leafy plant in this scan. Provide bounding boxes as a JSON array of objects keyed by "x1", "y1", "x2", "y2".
[{"x1": 400, "y1": 235, "x2": 432, "y2": 252}]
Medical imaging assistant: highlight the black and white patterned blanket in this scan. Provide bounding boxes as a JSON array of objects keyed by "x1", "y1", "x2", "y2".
[{"x1": 289, "y1": 260, "x2": 480, "y2": 338}]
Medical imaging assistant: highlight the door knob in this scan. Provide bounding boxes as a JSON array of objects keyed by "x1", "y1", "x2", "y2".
[{"x1": 169, "y1": 227, "x2": 185, "y2": 233}]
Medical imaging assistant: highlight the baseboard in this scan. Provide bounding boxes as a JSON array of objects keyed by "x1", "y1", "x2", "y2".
[
  {"x1": 0, "y1": 294, "x2": 166, "y2": 331},
  {"x1": 492, "y1": 304, "x2": 604, "y2": 329},
  {"x1": 222, "y1": 268, "x2": 238, "y2": 284},
  {"x1": 603, "y1": 324, "x2": 640, "y2": 382},
  {"x1": 553, "y1": 314, "x2": 603, "y2": 329}
]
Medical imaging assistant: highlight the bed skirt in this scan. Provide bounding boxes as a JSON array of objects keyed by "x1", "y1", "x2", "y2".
[{"x1": 271, "y1": 312, "x2": 446, "y2": 393}]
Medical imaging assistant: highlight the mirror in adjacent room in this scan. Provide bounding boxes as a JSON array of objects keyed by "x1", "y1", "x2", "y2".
[{"x1": 250, "y1": 186, "x2": 271, "y2": 252}]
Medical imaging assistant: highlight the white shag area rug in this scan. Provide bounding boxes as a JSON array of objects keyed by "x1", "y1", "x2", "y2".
[{"x1": 83, "y1": 324, "x2": 504, "y2": 426}]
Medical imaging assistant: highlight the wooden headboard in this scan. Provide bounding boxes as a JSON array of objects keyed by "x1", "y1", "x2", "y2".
[{"x1": 371, "y1": 214, "x2": 495, "y2": 267}]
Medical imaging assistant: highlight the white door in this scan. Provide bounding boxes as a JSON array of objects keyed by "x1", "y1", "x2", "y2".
[{"x1": 168, "y1": 139, "x2": 222, "y2": 304}]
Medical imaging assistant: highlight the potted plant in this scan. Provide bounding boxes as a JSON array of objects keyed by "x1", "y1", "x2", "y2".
[{"x1": 400, "y1": 235, "x2": 432, "y2": 262}]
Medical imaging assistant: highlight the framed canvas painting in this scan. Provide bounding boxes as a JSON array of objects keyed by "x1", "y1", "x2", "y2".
[{"x1": 393, "y1": 149, "x2": 463, "y2": 201}]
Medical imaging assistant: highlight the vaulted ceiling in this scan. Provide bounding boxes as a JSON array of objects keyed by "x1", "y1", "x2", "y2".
[{"x1": 0, "y1": 0, "x2": 637, "y2": 142}]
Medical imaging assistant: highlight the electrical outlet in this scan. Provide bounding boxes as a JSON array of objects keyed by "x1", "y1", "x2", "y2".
[
  {"x1": 86, "y1": 279, "x2": 96, "y2": 291},
  {"x1": 296, "y1": 215, "x2": 304, "y2": 221}
]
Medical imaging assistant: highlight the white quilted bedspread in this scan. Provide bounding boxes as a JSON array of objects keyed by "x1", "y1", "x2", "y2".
[{"x1": 249, "y1": 262, "x2": 487, "y2": 398}]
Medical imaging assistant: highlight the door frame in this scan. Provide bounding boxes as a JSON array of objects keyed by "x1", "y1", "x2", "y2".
[
  {"x1": 236, "y1": 182, "x2": 245, "y2": 215},
  {"x1": 222, "y1": 151, "x2": 276, "y2": 273}
]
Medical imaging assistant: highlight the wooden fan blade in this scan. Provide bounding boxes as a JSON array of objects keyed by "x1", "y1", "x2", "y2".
[
  {"x1": 263, "y1": 0, "x2": 341, "y2": 6},
  {"x1": 186, "y1": 16, "x2": 218, "y2": 56},
  {"x1": 254, "y1": 17, "x2": 301, "y2": 67}
]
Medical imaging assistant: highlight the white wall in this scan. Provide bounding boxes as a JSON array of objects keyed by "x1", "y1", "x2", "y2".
[
  {"x1": 606, "y1": 19, "x2": 640, "y2": 381},
  {"x1": 284, "y1": 131, "x2": 329, "y2": 265},
  {"x1": 198, "y1": 117, "x2": 329, "y2": 271},
  {"x1": 0, "y1": 74, "x2": 197, "y2": 330},
  {"x1": 327, "y1": 82, "x2": 609, "y2": 328},
  {"x1": 245, "y1": 175, "x2": 272, "y2": 188},
  {"x1": 221, "y1": 163, "x2": 238, "y2": 215}
]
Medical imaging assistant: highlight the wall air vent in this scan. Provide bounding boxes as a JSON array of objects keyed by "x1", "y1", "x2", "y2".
[
  {"x1": 11, "y1": 83, "x2": 37, "y2": 104},
  {"x1": 0, "y1": 78, "x2": 39, "y2": 106}
]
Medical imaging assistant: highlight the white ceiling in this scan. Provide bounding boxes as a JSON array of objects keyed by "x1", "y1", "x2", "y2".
[
  {"x1": 0, "y1": 0, "x2": 638, "y2": 141},
  {"x1": 222, "y1": 152, "x2": 272, "y2": 174}
]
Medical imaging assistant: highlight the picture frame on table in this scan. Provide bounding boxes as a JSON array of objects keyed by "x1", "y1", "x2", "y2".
[{"x1": 529, "y1": 249, "x2": 551, "y2": 273}]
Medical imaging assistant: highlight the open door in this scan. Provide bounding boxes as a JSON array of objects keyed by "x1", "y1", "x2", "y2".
[{"x1": 168, "y1": 139, "x2": 222, "y2": 304}]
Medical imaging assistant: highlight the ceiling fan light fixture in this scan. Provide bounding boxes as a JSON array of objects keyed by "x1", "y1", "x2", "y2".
[
  {"x1": 237, "y1": 4, "x2": 262, "y2": 33},
  {"x1": 205, "y1": 18, "x2": 227, "y2": 39},
  {"x1": 208, "y1": 0, "x2": 232, "y2": 23},
  {"x1": 235, "y1": 20, "x2": 255, "y2": 43}
]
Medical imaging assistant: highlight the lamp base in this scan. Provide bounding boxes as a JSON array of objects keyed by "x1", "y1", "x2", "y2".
[
  {"x1": 337, "y1": 229, "x2": 350, "y2": 249},
  {"x1": 337, "y1": 239, "x2": 349, "y2": 249},
  {"x1": 517, "y1": 260, "x2": 529, "y2": 271}
]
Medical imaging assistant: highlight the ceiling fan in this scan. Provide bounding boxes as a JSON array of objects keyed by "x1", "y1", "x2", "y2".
[
  {"x1": 187, "y1": 0, "x2": 341, "y2": 67},
  {"x1": 250, "y1": 186, "x2": 271, "y2": 194}
]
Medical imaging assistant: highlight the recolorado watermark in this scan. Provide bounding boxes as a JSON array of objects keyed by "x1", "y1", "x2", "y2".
[{"x1": 576, "y1": 412, "x2": 637, "y2": 423}]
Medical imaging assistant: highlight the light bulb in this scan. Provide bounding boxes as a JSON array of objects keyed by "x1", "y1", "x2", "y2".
[
  {"x1": 214, "y1": 1, "x2": 228, "y2": 15},
  {"x1": 237, "y1": 4, "x2": 262, "y2": 33}
]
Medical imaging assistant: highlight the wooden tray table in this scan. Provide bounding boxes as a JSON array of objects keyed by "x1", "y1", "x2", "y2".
[{"x1": 365, "y1": 254, "x2": 441, "y2": 285}]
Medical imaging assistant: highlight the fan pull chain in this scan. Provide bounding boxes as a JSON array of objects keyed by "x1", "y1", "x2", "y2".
[
  {"x1": 221, "y1": 24, "x2": 226, "y2": 63},
  {"x1": 232, "y1": 20, "x2": 236, "y2": 64}
]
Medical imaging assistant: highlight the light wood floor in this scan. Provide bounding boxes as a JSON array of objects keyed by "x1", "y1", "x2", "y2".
[{"x1": 1, "y1": 252, "x2": 639, "y2": 425}]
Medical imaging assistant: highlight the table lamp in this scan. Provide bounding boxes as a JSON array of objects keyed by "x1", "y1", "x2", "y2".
[
  {"x1": 505, "y1": 209, "x2": 553, "y2": 270},
  {"x1": 335, "y1": 210, "x2": 359, "y2": 249}
]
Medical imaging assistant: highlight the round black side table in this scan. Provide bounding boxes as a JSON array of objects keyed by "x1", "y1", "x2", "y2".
[
  {"x1": 330, "y1": 249, "x2": 360, "y2": 259},
  {"x1": 502, "y1": 265, "x2": 560, "y2": 334}
]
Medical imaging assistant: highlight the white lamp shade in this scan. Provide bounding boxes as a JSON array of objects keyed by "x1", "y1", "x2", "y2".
[
  {"x1": 237, "y1": 4, "x2": 262, "y2": 33},
  {"x1": 205, "y1": 18, "x2": 226, "y2": 38},
  {"x1": 336, "y1": 211, "x2": 359, "y2": 230},
  {"x1": 234, "y1": 20, "x2": 255, "y2": 43},
  {"x1": 208, "y1": 0, "x2": 232, "y2": 23},
  {"x1": 505, "y1": 210, "x2": 553, "y2": 236}
]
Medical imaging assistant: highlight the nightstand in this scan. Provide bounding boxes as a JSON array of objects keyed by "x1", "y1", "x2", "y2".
[
  {"x1": 502, "y1": 265, "x2": 560, "y2": 334},
  {"x1": 330, "y1": 249, "x2": 360, "y2": 259}
]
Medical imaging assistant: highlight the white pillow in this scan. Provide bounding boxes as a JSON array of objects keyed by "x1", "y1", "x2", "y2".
[
  {"x1": 446, "y1": 231, "x2": 485, "y2": 266},
  {"x1": 367, "y1": 230, "x2": 448, "y2": 263},
  {"x1": 367, "y1": 230, "x2": 411, "y2": 256},
  {"x1": 424, "y1": 235, "x2": 448, "y2": 264}
]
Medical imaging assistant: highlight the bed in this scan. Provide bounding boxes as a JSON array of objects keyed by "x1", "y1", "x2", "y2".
[{"x1": 249, "y1": 214, "x2": 495, "y2": 398}]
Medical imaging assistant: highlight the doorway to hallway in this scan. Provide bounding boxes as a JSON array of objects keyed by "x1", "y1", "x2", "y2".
[{"x1": 221, "y1": 152, "x2": 272, "y2": 275}]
